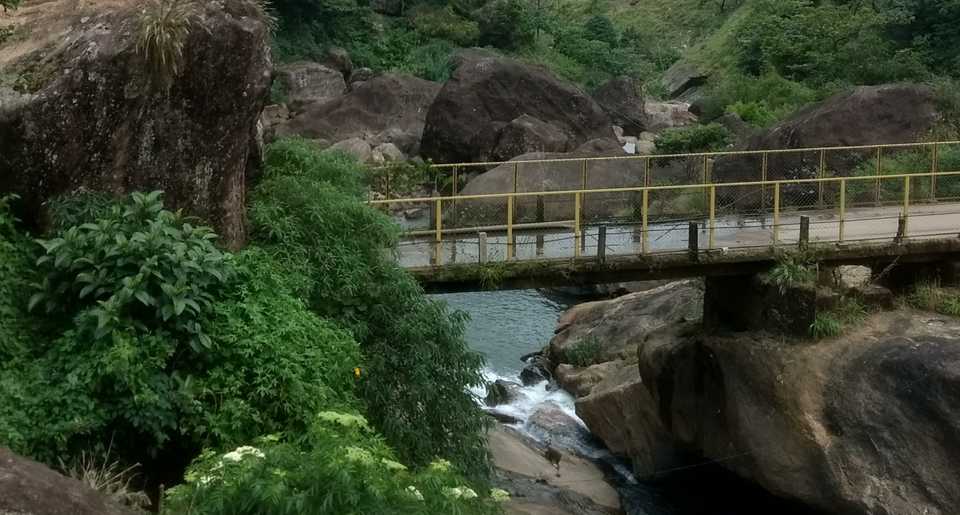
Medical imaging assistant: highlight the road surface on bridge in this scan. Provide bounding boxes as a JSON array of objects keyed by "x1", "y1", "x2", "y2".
[{"x1": 395, "y1": 202, "x2": 960, "y2": 269}]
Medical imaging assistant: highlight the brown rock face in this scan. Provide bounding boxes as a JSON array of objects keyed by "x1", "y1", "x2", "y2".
[
  {"x1": 279, "y1": 73, "x2": 441, "y2": 156},
  {"x1": 420, "y1": 53, "x2": 614, "y2": 164},
  {"x1": 592, "y1": 76, "x2": 646, "y2": 136},
  {"x1": 489, "y1": 114, "x2": 570, "y2": 163},
  {"x1": 0, "y1": 0, "x2": 272, "y2": 248},
  {"x1": 276, "y1": 61, "x2": 347, "y2": 112},
  {"x1": 0, "y1": 447, "x2": 134, "y2": 515},
  {"x1": 713, "y1": 83, "x2": 941, "y2": 187}
]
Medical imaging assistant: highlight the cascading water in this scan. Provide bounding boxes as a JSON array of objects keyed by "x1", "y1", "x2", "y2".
[{"x1": 433, "y1": 289, "x2": 826, "y2": 515}]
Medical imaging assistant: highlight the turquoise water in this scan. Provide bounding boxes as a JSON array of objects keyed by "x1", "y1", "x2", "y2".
[{"x1": 432, "y1": 290, "x2": 566, "y2": 375}]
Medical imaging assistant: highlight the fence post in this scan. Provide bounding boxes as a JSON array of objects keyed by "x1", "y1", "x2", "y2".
[
  {"x1": 875, "y1": 147, "x2": 883, "y2": 205},
  {"x1": 597, "y1": 225, "x2": 607, "y2": 264},
  {"x1": 451, "y1": 166, "x2": 459, "y2": 226},
  {"x1": 708, "y1": 185, "x2": 716, "y2": 249},
  {"x1": 895, "y1": 217, "x2": 906, "y2": 244},
  {"x1": 478, "y1": 232, "x2": 487, "y2": 264},
  {"x1": 688, "y1": 222, "x2": 699, "y2": 261},
  {"x1": 506, "y1": 196, "x2": 515, "y2": 260},
  {"x1": 839, "y1": 179, "x2": 846, "y2": 242},
  {"x1": 772, "y1": 182, "x2": 781, "y2": 244},
  {"x1": 432, "y1": 198, "x2": 442, "y2": 266},
  {"x1": 902, "y1": 175, "x2": 911, "y2": 239},
  {"x1": 536, "y1": 195, "x2": 545, "y2": 223},
  {"x1": 574, "y1": 192, "x2": 582, "y2": 258},
  {"x1": 799, "y1": 216, "x2": 810, "y2": 250},
  {"x1": 818, "y1": 150, "x2": 826, "y2": 209},
  {"x1": 931, "y1": 143, "x2": 939, "y2": 202},
  {"x1": 513, "y1": 162, "x2": 519, "y2": 194},
  {"x1": 580, "y1": 160, "x2": 588, "y2": 225},
  {"x1": 702, "y1": 155, "x2": 710, "y2": 216},
  {"x1": 761, "y1": 152, "x2": 769, "y2": 212},
  {"x1": 641, "y1": 189, "x2": 649, "y2": 254}
]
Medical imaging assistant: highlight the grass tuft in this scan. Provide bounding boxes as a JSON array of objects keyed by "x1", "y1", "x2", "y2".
[
  {"x1": 60, "y1": 449, "x2": 151, "y2": 511},
  {"x1": 135, "y1": 0, "x2": 201, "y2": 88}
]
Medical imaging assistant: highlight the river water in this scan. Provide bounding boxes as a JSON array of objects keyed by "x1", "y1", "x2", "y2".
[{"x1": 432, "y1": 289, "x2": 824, "y2": 515}]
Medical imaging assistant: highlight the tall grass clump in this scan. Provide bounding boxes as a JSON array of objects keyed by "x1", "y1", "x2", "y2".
[
  {"x1": 810, "y1": 297, "x2": 868, "y2": 339},
  {"x1": 136, "y1": 0, "x2": 200, "y2": 88},
  {"x1": 907, "y1": 280, "x2": 960, "y2": 317},
  {"x1": 763, "y1": 252, "x2": 817, "y2": 294}
]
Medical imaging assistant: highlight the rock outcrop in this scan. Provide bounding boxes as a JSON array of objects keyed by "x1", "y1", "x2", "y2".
[
  {"x1": 554, "y1": 277, "x2": 960, "y2": 514},
  {"x1": 0, "y1": 448, "x2": 134, "y2": 515},
  {"x1": 592, "y1": 76, "x2": 646, "y2": 136},
  {"x1": 0, "y1": 0, "x2": 272, "y2": 248},
  {"x1": 275, "y1": 61, "x2": 347, "y2": 112},
  {"x1": 456, "y1": 138, "x2": 646, "y2": 222},
  {"x1": 421, "y1": 53, "x2": 614, "y2": 164},
  {"x1": 661, "y1": 60, "x2": 709, "y2": 99},
  {"x1": 643, "y1": 101, "x2": 698, "y2": 132},
  {"x1": 713, "y1": 83, "x2": 941, "y2": 186},
  {"x1": 278, "y1": 73, "x2": 440, "y2": 156}
]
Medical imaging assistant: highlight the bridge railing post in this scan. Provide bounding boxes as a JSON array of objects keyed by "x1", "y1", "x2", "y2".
[
  {"x1": 688, "y1": 222, "x2": 699, "y2": 261},
  {"x1": 597, "y1": 225, "x2": 607, "y2": 264},
  {"x1": 641, "y1": 189, "x2": 649, "y2": 255},
  {"x1": 799, "y1": 216, "x2": 810, "y2": 250},
  {"x1": 506, "y1": 196, "x2": 515, "y2": 260},
  {"x1": 478, "y1": 232, "x2": 488, "y2": 264},
  {"x1": 772, "y1": 182, "x2": 781, "y2": 244},
  {"x1": 817, "y1": 149, "x2": 826, "y2": 209},
  {"x1": 708, "y1": 185, "x2": 716, "y2": 250},
  {"x1": 875, "y1": 146, "x2": 883, "y2": 206},
  {"x1": 839, "y1": 179, "x2": 846, "y2": 242},
  {"x1": 931, "y1": 143, "x2": 939, "y2": 202},
  {"x1": 574, "y1": 192, "x2": 582, "y2": 258},
  {"x1": 902, "y1": 175, "x2": 911, "y2": 239},
  {"x1": 433, "y1": 198, "x2": 442, "y2": 266}
]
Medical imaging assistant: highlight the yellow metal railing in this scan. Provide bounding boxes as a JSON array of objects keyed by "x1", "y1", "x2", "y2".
[{"x1": 372, "y1": 169, "x2": 960, "y2": 265}]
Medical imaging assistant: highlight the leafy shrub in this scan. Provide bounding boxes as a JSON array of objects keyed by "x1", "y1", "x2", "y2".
[
  {"x1": 411, "y1": 5, "x2": 480, "y2": 46},
  {"x1": 583, "y1": 14, "x2": 617, "y2": 46},
  {"x1": 907, "y1": 281, "x2": 960, "y2": 317},
  {"x1": 809, "y1": 297, "x2": 868, "y2": 339},
  {"x1": 763, "y1": 252, "x2": 817, "y2": 294},
  {"x1": 698, "y1": 71, "x2": 818, "y2": 123},
  {"x1": 163, "y1": 412, "x2": 502, "y2": 515},
  {"x1": 0, "y1": 195, "x2": 38, "y2": 361},
  {"x1": 136, "y1": 0, "x2": 201, "y2": 88},
  {"x1": 726, "y1": 100, "x2": 778, "y2": 127},
  {"x1": 654, "y1": 124, "x2": 732, "y2": 155},
  {"x1": 46, "y1": 191, "x2": 116, "y2": 232},
  {"x1": 30, "y1": 191, "x2": 235, "y2": 351},
  {"x1": 477, "y1": 0, "x2": 536, "y2": 51},
  {"x1": 563, "y1": 336, "x2": 602, "y2": 368},
  {"x1": 846, "y1": 146, "x2": 960, "y2": 202},
  {"x1": 251, "y1": 140, "x2": 491, "y2": 477},
  {"x1": 402, "y1": 40, "x2": 457, "y2": 82}
]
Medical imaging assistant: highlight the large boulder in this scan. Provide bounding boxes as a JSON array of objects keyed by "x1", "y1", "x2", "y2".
[
  {"x1": 592, "y1": 76, "x2": 646, "y2": 136},
  {"x1": 275, "y1": 61, "x2": 347, "y2": 112},
  {"x1": 548, "y1": 280, "x2": 703, "y2": 367},
  {"x1": 455, "y1": 138, "x2": 646, "y2": 222},
  {"x1": 421, "y1": 53, "x2": 614, "y2": 164},
  {"x1": 0, "y1": 0, "x2": 272, "y2": 248},
  {"x1": 661, "y1": 60, "x2": 709, "y2": 99},
  {"x1": 0, "y1": 448, "x2": 134, "y2": 515},
  {"x1": 644, "y1": 100, "x2": 698, "y2": 132},
  {"x1": 489, "y1": 115, "x2": 570, "y2": 163},
  {"x1": 279, "y1": 73, "x2": 441, "y2": 156},
  {"x1": 631, "y1": 308, "x2": 960, "y2": 514},
  {"x1": 713, "y1": 84, "x2": 941, "y2": 188}
]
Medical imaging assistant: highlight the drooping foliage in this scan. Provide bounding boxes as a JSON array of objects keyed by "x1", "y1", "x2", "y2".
[{"x1": 249, "y1": 138, "x2": 492, "y2": 476}]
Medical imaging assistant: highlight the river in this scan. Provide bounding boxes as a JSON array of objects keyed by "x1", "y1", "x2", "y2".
[{"x1": 432, "y1": 289, "x2": 824, "y2": 515}]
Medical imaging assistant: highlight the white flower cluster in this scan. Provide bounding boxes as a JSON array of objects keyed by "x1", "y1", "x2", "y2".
[
  {"x1": 344, "y1": 446, "x2": 375, "y2": 465},
  {"x1": 442, "y1": 486, "x2": 478, "y2": 500},
  {"x1": 405, "y1": 485, "x2": 424, "y2": 501},
  {"x1": 222, "y1": 445, "x2": 265, "y2": 462},
  {"x1": 490, "y1": 488, "x2": 511, "y2": 502}
]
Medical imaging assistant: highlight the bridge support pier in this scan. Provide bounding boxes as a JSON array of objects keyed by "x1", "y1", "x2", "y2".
[
  {"x1": 704, "y1": 274, "x2": 816, "y2": 336},
  {"x1": 872, "y1": 260, "x2": 960, "y2": 293}
]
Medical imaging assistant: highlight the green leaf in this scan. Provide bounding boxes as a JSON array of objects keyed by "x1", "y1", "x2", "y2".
[
  {"x1": 27, "y1": 293, "x2": 44, "y2": 312},
  {"x1": 134, "y1": 290, "x2": 156, "y2": 307}
]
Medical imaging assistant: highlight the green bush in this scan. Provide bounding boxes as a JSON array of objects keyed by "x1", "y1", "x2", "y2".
[
  {"x1": 763, "y1": 252, "x2": 817, "y2": 294},
  {"x1": 810, "y1": 297, "x2": 868, "y2": 339},
  {"x1": 163, "y1": 412, "x2": 503, "y2": 515},
  {"x1": 251, "y1": 140, "x2": 491, "y2": 477},
  {"x1": 698, "y1": 71, "x2": 818, "y2": 123},
  {"x1": 477, "y1": 0, "x2": 536, "y2": 51},
  {"x1": 907, "y1": 281, "x2": 960, "y2": 317},
  {"x1": 411, "y1": 5, "x2": 480, "y2": 46},
  {"x1": 0, "y1": 195, "x2": 38, "y2": 361},
  {"x1": 583, "y1": 14, "x2": 617, "y2": 46},
  {"x1": 563, "y1": 336, "x2": 602, "y2": 368},
  {"x1": 30, "y1": 191, "x2": 236, "y2": 352},
  {"x1": 402, "y1": 40, "x2": 457, "y2": 83},
  {"x1": 46, "y1": 192, "x2": 115, "y2": 231},
  {"x1": 847, "y1": 146, "x2": 960, "y2": 202},
  {"x1": 654, "y1": 123, "x2": 732, "y2": 154}
]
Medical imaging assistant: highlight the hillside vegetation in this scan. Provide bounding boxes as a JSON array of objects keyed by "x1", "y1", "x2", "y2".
[{"x1": 270, "y1": 0, "x2": 960, "y2": 127}]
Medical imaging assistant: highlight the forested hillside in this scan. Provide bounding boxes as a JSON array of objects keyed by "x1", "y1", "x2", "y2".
[{"x1": 269, "y1": 0, "x2": 960, "y2": 128}]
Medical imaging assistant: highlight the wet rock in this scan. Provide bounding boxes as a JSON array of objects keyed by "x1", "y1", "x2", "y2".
[
  {"x1": 592, "y1": 76, "x2": 646, "y2": 136},
  {"x1": 0, "y1": 0, "x2": 272, "y2": 248},
  {"x1": 276, "y1": 62, "x2": 347, "y2": 112},
  {"x1": 520, "y1": 355, "x2": 553, "y2": 386},
  {"x1": 0, "y1": 448, "x2": 135, "y2": 515},
  {"x1": 488, "y1": 426, "x2": 619, "y2": 513},
  {"x1": 421, "y1": 53, "x2": 613, "y2": 164},
  {"x1": 486, "y1": 379, "x2": 524, "y2": 407},
  {"x1": 525, "y1": 403, "x2": 594, "y2": 453},
  {"x1": 485, "y1": 409, "x2": 523, "y2": 425},
  {"x1": 554, "y1": 361, "x2": 619, "y2": 398}
]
